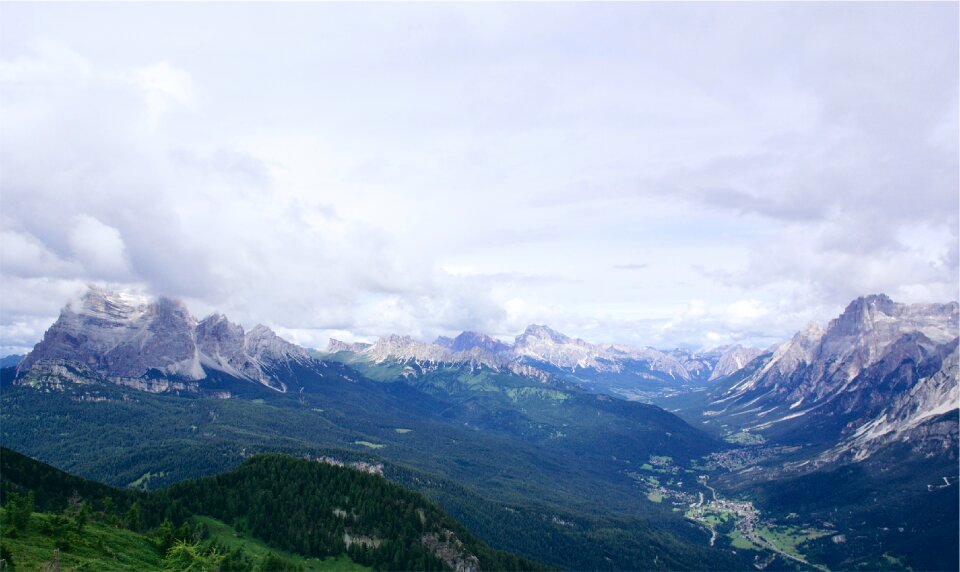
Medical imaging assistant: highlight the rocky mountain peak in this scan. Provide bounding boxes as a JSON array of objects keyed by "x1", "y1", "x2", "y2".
[
  {"x1": 831, "y1": 294, "x2": 897, "y2": 336},
  {"x1": 709, "y1": 345, "x2": 764, "y2": 381},
  {"x1": 709, "y1": 294, "x2": 959, "y2": 447},
  {"x1": 18, "y1": 286, "x2": 311, "y2": 392},
  {"x1": 516, "y1": 324, "x2": 572, "y2": 346},
  {"x1": 72, "y1": 285, "x2": 150, "y2": 322},
  {"x1": 244, "y1": 325, "x2": 308, "y2": 361},
  {"x1": 327, "y1": 339, "x2": 373, "y2": 353},
  {"x1": 365, "y1": 334, "x2": 451, "y2": 363},
  {"x1": 445, "y1": 331, "x2": 512, "y2": 354}
]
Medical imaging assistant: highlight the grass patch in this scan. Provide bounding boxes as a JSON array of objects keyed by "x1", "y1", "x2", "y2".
[
  {"x1": 646, "y1": 491, "x2": 663, "y2": 503},
  {"x1": 0, "y1": 509, "x2": 164, "y2": 571},
  {"x1": 196, "y1": 515, "x2": 367, "y2": 571},
  {"x1": 353, "y1": 441, "x2": 385, "y2": 449},
  {"x1": 728, "y1": 527, "x2": 757, "y2": 550},
  {"x1": 393, "y1": 428, "x2": 412, "y2": 434},
  {"x1": 127, "y1": 471, "x2": 166, "y2": 490},
  {"x1": 752, "y1": 525, "x2": 831, "y2": 559}
]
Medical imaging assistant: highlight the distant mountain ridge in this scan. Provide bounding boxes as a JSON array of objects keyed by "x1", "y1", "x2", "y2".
[{"x1": 329, "y1": 323, "x2": 763, "y2": 388}]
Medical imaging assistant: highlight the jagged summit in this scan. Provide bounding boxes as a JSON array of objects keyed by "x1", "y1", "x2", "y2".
[
  {"x1": 708, "y1": 294, "x2": 959, "y2": 451},
  {"x1": 17, "y1": 286, "x2": 311, "y2": 392},
  {"x1": 437, "y1": 331, "x2": 512, "y2": 355},
  {"x1": 325, "y1": 323, "x2": 755, "y2": 384},
  {"x1": 708, "y1": 345, "x2": 764, "y2": 381},
  {"x1": 516, "y1": 324, "x2": 572, "y2": 345},
  {"x1": 327, "y1": 338, "x2": 373, "y2": 353}
]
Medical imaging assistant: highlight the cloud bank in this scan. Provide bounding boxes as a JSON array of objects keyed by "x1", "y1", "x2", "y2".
[{"x1": 1, "y1": 3, "x2": 957, "y2": 354}]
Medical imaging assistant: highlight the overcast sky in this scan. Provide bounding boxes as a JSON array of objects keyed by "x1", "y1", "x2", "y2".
[{"x1": 1, "y1": 2, "x2": 957, "y2": 354}]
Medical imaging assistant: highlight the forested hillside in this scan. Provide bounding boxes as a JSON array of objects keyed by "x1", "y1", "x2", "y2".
[{"x1": 0, "y1": 447, "x2": 542, "y2": 571}]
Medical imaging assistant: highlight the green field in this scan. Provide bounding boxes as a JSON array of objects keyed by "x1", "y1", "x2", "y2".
[
  {"x1": 728, "y1": 528, "x2": 756, "y2": 550},
  {"x1": 752, "y1": 525, "x2": 831, "y2": 559}
]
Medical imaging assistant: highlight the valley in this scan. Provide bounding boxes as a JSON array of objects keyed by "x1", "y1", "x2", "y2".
[{"x1": 1, "y1": 290, "x2": 957, "y2": 571}]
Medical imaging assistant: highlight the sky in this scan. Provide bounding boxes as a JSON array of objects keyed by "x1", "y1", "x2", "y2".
[{"x1": 1, "y1": 2, "x2": 957, "y2": 355}]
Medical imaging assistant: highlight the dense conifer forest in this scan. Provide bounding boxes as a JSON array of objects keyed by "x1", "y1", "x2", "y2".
[{"x1": 0, "y1": 447, "x2": 543, "y2": 571}]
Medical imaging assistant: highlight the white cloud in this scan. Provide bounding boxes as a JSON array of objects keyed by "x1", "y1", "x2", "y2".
[
  {"x1": 68, "y1": 215, "x2": 133, "y2": 279},
  {"x1": 133, "y1": 61, "x2": 194, "y2": 127}
]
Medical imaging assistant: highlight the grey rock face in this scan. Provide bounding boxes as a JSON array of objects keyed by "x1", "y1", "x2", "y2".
[
  {"x1": 707, "y1": 294, "x2": 959, "y2": 452},
  {"x1": 709, "y1": 345, "x2": 763, "y2": 381},
  {"x1": 19, "y1": 287, "x2": 203, "y2": 380},
  {"x1": 441, "y1": 331, "x2": 511, "y2": 355},
  {"x1": 327, "y1": 339, "x2": 373, "y2": 353},
  {"x1": 18, "y1": 286, "x2": 312, "y2": 392},
  {"x1": 824, "y1": 347, "x2": 959, "y2": 463}
]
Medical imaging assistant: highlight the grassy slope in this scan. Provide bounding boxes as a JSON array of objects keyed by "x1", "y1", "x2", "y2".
[
  {"x1": 0, "y1": 509, "x2": 367, "y2": 572},
  {"x1": 0, "y1": 508, "x2": 163, "y2": 571}
]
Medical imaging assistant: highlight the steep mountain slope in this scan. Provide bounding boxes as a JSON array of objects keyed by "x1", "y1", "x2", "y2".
[
  {"x1": 704, "y1": 294, "x2": 958, "y2": 445},
  {"x1": 685, "y1": 295, "x2": 960, "y2": 571},
  {"x1": 822, "y1": 346, "x2": 959, "y2": 463},
  {"x1": 708, "y1": 345, "x2": 764, "y2": 381},
  {"x1": 16, "y1": 287, "x2": 315, "y2": 393}
]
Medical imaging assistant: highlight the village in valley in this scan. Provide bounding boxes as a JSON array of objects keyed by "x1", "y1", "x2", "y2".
[{"x1": 629, "y1": 453, "x2": 834, "y2": 571}]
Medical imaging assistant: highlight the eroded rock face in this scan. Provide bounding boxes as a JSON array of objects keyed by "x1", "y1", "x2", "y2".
[
  {"x1": 438, "y1": 331, "x2": 512, "y2": 355},
  {"x1": 421, "y1": 530, "x2": 481, "y2": 572},
  {"x1": 327, "y1": 339, "x2": 372, "y2": 353},
  {"x1": 19, "y1": 287, "x2": 202, "y2": 380},
  {"x1": 707, "y1": 294, "x2": 959, "y2": 452},
  {"x1": 17, "y1": 286, "x2": 312, "y2": 392},
  {"x1": 825, "y1": 347, "x2": 959, "y2": 463},
  {"x1": 709, "y1": 345, "x2": 763, "y2": 381}
]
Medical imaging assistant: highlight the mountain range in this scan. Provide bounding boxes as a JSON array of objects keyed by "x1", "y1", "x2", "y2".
[
  {"x1": 13, "y1": 286, "x2": 763, "y2": 398},
  {"x1": 335, "y1": 325, "x2": 763, "y2": 384},
  {"x1": 2, "y1": 287, "x2": 958, "y2": 571}
]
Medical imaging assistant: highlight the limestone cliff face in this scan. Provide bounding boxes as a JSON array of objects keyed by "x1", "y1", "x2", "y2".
[
  {"x1": 19, "y1": 287, "x2": 203, "y2": 380},
  {"x1": 824, "y1": 347, "x2": 959, "y2": 463},
  {"x1": 17, "y1": 286, "x2": 312, "y2": 392},
  {"x1": 707, "y1": 294, "x2": 959, "y2": 453}
]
